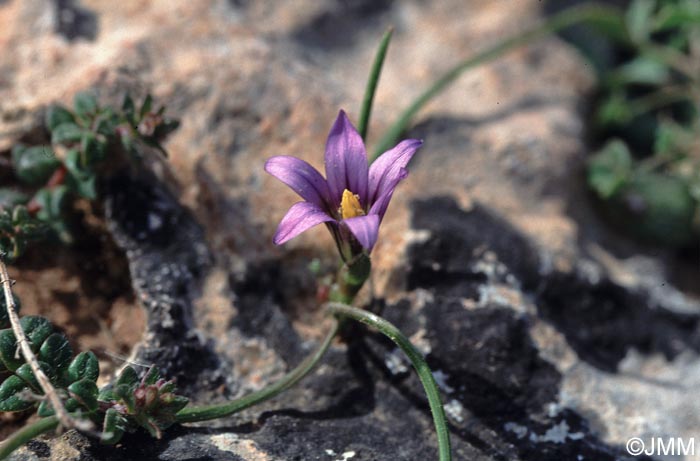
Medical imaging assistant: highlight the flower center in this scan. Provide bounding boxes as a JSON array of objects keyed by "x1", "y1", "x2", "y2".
[{"x1": 340, "y1": 189, "x2": 365, "y2": 219}]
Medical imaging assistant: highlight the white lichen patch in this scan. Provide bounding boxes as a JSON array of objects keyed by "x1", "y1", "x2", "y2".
[
  {"x1": 444, "y1": 398, "x2": 465, "y2": 424},
  {"x1": 384, "y1": 347, "x2": 409, "y2": 375},
  {"x1": 433, "y1": 370, "x2": 455, "y2": 394},
  {"x1": 476, "y1": 283, "x2": 528, "y2": 312},
  {"x1": 504, "y1": 421, "x2": 584, "y2": 444},
  {"x1": 324, "y1": 449, "x2": 357, "y2": 461},
  {"x1": 210, "y1": 433, "x2": 280, "y2": 460}
]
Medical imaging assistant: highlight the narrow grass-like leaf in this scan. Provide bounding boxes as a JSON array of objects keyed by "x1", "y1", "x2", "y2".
[
  {"x1": 358, "y1": 27, "x2": 393, "y2": 143},
  {"x1": 371, "y1": 4, "x2": 624, "y2": 160}
]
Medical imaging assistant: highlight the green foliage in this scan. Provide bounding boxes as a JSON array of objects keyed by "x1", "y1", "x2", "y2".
[
  {"x1": 0, "y1": 298, "x2": 188, "y2": 445},
  {"x1": 0, "y1": 293, "x2": 20, "y2": 329},
  {"x1": 0, "y1": 92, "x2": 179, "y2": 260},
  {"x1": 11, "y1": 145, "x2": 61, "y2": 186},
  {"x1": 97, "y1": 365, "x2": 189, "y2": 442},
  {"x1": 0, "y1": 206, "x2": 45, "y2": 262},
  {"x1": 588, "y1": 140, "x2": 633, "y2": 198},
  {"x1": 0, "y1": 315, "x2": 100, "y2": 414},
  {"x1": 585, "y1": 0, "x2": 700, "y2": 247}
]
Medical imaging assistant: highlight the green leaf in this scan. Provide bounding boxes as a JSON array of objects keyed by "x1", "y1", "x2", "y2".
[
  {"x1": 122, "y1": 94, "x2": 136, "y2": 125},
  {"x1": 35, "y1": 186, "x2": 70, "y2": 224},
  {"x1": 115, "y1": 366, "x2": 139, "y2": 387},
  {"x1": 37, "y1": 400, "x2": 53, "y2": 417},
  {"x1": 0, "y1": 329, "x2": 23, "y2": 371},
  {"x1": 142, "y1": 366, "x2": 160, "y2": 386},
  {"x1": 15, "y1": 361, "x2": 56, "y2": 391},
  {"x1": 612, "y1": 56, "x2": 669, "y2": 86},
  {"x1": 596, "y1": 93, "x2": 632, "y2": 126},
  {"x1": 101, "y1": 408, "x2": 127, "y2": 444},
  {"x1": 20, "y1": 316, "x2": 53, "y2": 353},
  {"x1": 0, "y1": 293, "x2": 20, "y2": 330},
  {"x1": 153, "y1": 118, "x2": 180, "y2": 143},
  {"x1": 139, "y1": 94, "x2": 153, "y2": 119},
  {"x1": 73, "y1": 92, "x2": 98, "y2": 121},
  {"x1": 616, "y1": 172, "x2": 696, "y2": 246},
  {"x1": 39, "y1": 333, "x2": 73, "y2": 373},
  {"x1": 654, "y1": 3, "x2": 700, "y2": 31},
  {"x1": 94, "y1": 111, "x2": 118, "y2": 137},
  {"x1": 113, "y1": 384, "x2": 135, "y2": 411},
  {"x1": 68, "y1": 378, "x2": 98, "y2": 412},
  {"x1": 51, "y1": 123, "x2": 84, "y2": 145},
  {"x1": 626, "y1": 0, "x2": 656, "y2": 43},
  {"x1": 67, "y1": 173, "x2": 96, "y2": 200},
  {"x1": 0, "y1": 375, "x2": 33, "y2": 412},
  {"x1": 67, "y1": 351, "x2": 99, "y2": 383},
  {"x1": 80, "y1": 133, "x2": 106, "y2": 167},
  {"x1": 11, "y1": 145, "x2": 60, "y2": 185},
  {"x1": 97, "y1": 384, "x2": 116, "y2": 403},
  {"x1": 358, "y1": 27, "x2": 393, "y2": 141},
  {"x1": 160, "y1": 393, "x2": 188, "y2": 414},
  {"x1": 588, "y1": 140, "x2": 633, "y2": 198},
  {"x1": 63, "y1": 149, "x2": 96, "y2": 199},
  {"x1": 0, "y1": 189, "x2": 28, "y2": 211},
  {"x1": 46, "y1": 105, "x2": 76, "y2": 131}
]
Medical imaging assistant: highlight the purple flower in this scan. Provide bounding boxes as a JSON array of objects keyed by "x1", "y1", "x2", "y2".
[{"x1": 265, "y1": 110, "x2": 422, "y2": 260}]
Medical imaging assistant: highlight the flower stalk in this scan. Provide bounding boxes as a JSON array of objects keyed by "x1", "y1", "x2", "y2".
[
  {"x1": 176, "y1": 320, "x2": 340, "y2": 423},
  {"x1": 329, "y1": 253, "x2": 372, "y2": 304},
  {"x1": 326, "y1": 302, "x2": 452, "y2": 461},
  {"x1": 0, "y1": 416, "x2": 59, "y2": 459}
]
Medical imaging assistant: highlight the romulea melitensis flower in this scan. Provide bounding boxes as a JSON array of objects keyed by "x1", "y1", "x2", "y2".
[{"x1": 265, "y1": 110, "x2": 422, "y2": 262}]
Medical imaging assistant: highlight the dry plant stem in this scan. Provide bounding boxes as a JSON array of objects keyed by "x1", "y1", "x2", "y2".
[{"x1": 0, "y1": 259, "x2": 93, "y2": 433}]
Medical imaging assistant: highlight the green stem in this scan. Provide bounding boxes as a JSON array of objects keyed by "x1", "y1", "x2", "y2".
[
  {"x1": 329, "y1": 253, "x2": 371, "y2": 304},
  {"x1": 326, "y1": 303, "x2": 452, "y2": 461},
  {"x1": 0, "y1": 416, "x2": 59, "y2": 460},
  {"x1": 625, "y1": 86, "x2": 693, "y2": 120},
  {"x1": 358, "y1": 27, "x2": 394, "y2": 142},
  {"x1": 371, "y1": 3, "x2": 624, "y2": 160},
  {"x1": 176, "y1": 320, "x2": 340, "y2": 423}
]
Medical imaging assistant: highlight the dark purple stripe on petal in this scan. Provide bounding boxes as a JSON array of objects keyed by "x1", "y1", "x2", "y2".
[
  {"x1": 368, "y1": 139, "x2": 422, "y2": 207},
  {"x1": 343, "y1": 214, "x2": 380, "y2": 251},
  {"x1": 273, "y1": 201, "x2": 335, "y2": 245},
  {"x1": 265, "y1": 156, "x2": 332, "y2": 209},
  {"x1": 324, "y1": 110, "x2": 369, "y2": 205}
]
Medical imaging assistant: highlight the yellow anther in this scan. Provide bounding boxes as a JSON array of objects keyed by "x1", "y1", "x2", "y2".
[{"x1": 340, "y1": 189, "x2": 365, "y2": 219}]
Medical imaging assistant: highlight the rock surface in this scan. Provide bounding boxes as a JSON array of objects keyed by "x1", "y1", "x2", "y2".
[{"x1": 2, "y1": 0, "x2": 700, "y2": 460}]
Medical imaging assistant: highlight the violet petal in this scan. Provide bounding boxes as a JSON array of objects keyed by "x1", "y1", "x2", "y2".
[
  {"x1": 273, "y1": 201, "x2": 334, "y2": 245},
  {"x1": 324, "y1": 110, "x2": 369, "y2": 205},
  {"x1": 368, "y1": 167, "x2": 408, "y2": 219},
  {"x1": 368, "y1": 139, "x2": 422, "y2": 206},
  {"x1": 265, "y1": 156, "x2": 332, "y2": 209},
  {"x1": 343, "y1": 214, "x2": 380, "y2": 251}
]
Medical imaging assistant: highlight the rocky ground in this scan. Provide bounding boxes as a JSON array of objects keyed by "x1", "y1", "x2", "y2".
[{"x1": 2, "y1": 0, "x2": 700, "y2": 460}]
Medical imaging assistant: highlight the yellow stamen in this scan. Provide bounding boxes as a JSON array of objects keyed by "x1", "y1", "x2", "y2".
[{"x1": 340, "y1": 189, "x2": 365, "y2": 219}]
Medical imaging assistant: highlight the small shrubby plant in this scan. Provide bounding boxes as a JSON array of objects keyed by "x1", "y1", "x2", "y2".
[{"x1": 586, "y1": 0, "x2": 700, "y2": 246}]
